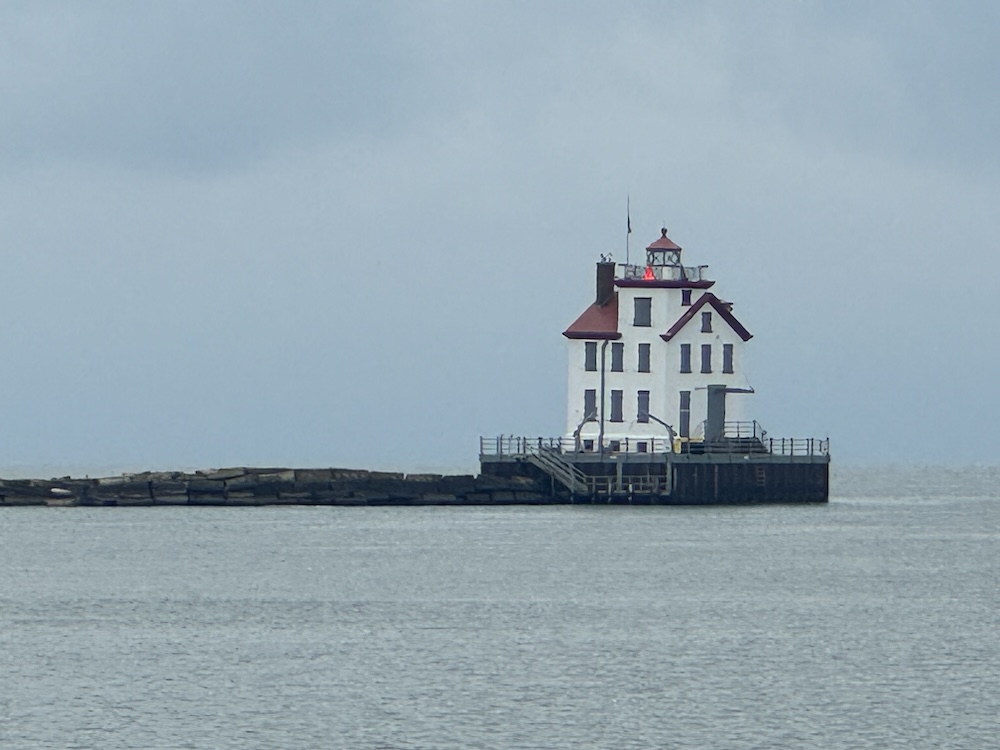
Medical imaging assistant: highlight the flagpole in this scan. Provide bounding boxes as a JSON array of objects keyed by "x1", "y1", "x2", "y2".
[{"x1": 626, "y1": 195, "x2": 631, "y2": 268}]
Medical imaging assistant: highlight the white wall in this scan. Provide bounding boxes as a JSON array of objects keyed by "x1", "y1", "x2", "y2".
[{"x1": 564, "y1": 283, "x2": 755, "y2": 450}]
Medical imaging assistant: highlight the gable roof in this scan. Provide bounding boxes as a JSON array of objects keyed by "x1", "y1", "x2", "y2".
[
  {"x1": 562, "y1": 293, "x2": 621, "y2": 340},
  {"x1": 660, "y1": 292, "x2": 752, "y2": 342}
]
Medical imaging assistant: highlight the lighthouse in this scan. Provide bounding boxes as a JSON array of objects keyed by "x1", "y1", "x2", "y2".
[
  {"x1": 562, "y1": 228, "x2": 753, "y2": 453},
  {"x1": 479, "y1": 221, "x2": 829, "y2": 503}
]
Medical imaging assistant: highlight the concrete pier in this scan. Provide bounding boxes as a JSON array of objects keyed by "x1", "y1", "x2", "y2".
[{"x1": 3, "y1": 453, "x2": 829, "y2": 507}]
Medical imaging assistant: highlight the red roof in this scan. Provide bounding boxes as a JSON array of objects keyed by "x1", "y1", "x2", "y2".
[
  {"x1": 562, "y1": 294, "x2": 621, "y2": 340},
  {"x1": 616, "y1": 278, "x2": 714, "y2": 290},
  {"x1": 646, "y1": 228, "x2": 681, "y2": 251},
  {"x1": 661, "y1": 292, "x2": 752, "y2": 342}
]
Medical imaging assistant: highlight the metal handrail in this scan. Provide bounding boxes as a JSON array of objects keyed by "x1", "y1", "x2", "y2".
[
  {"x1": 584, "y1": 475, "x2": 665, "y2": 496},
  {"x1": 479, "y1": 436, "x2": 674, "y2": 456},
  {"x1": 766, "y1": 437, "x2": 830, "y2": 456},
  {"x1": 480, "y1": 433, "x2": 830, "y2": 458},
  {"x1": 527, "y1": 448, "x2": 588, "y2": 494},
  {"x1": 619, "y1": 264, "x2": 708, "y2": 281},
  {"x1": 722, "y1": 420, "x2": 767, "y2": 440}
]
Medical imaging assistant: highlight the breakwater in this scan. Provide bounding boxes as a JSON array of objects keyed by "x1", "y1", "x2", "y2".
[{"x1": 0, "y1": 467, "x2": 552, "y2": 507}]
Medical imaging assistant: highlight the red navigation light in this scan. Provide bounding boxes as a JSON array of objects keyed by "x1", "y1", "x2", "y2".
[{"x1": 643, "y1": 266, "x2": 655, "y2": 280}]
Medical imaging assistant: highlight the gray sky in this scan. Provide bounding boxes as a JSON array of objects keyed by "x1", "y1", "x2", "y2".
[{"x1": 2, "y1": 1, "x2": 998, "y2": 475}]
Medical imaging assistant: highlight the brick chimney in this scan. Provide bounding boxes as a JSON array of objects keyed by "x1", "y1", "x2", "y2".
[{"x1": 596, "y1": 261, "x2": 615, "y2": 307}]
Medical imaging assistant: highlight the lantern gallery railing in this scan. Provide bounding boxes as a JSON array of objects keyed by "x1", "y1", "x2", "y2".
[{"x1": 619, "y1": 264, "x2": 709, "y2": 281}]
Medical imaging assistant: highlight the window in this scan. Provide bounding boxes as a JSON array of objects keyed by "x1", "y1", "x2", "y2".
[
  {"x1": 701, "y1": 344, "x2": 712, "y2": 373},
  {"x1": 701, "y1": 312, "x2": 712, "y2": 332},
  {"x1": 611, "y1": 342, "x2": 624, "y2": 372},
  {"x1": 633, "y1": 297, "x2": 651, "y2": 327},
  {"x1": 638, "y1": 343, "x2": 650, "y2": 373},
  {"x1": 680, "y1": 343, "x2": 691, "y2": 373},
  {"x1": 584, "y1": 389, "x2": 597, "y2": 419},
  {"x1": 681, "y1": 289, "x2": 692, "y2": 306},
  {"x1": 637, "y1": 390, "x2": 650, "y2": 423},
  {"x1": 609, "y1": 440, "x2": 621, "y2": 452},
  {"x1": 637, "y1": 441, "x2": 648, "y2": 453},
  {"x1": 583, "y1": 439, "x2": 594, "y2": 451},
  {"x1": 679, "y1": 391, "x2": 691, "y2": 438},
  {"x1": 584, "y1": 341, "x2": 597, "y2": 371},
  {"x1": 723, "y1": 344, "x2": 734, "y2": 374},
  {"x1": 610, "y1": 390, "x2": 623, "y2": 422}
]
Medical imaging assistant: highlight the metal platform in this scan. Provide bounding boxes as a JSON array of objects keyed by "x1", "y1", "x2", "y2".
[{"x1": 479, "y1": 423, "x2": 830, "y2": 503}]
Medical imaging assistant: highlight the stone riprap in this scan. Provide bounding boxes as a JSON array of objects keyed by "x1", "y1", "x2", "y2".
[{"x1": 0, "y1": 468, "x2": 552, "y2": 507}]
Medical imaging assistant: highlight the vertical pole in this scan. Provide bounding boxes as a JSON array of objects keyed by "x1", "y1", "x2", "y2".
[
  {"x1": 626, "y1": 194, "x2": 631, "y2": 268},
  {"x1": 599, "y1": 340, "x2": 608, "y2": 457}
]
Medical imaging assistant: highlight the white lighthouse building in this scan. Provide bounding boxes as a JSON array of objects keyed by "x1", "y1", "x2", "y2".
[
  {"x1": 562, "y1": 228, "x2": 753, "y2": 453},
  {"x1": 479, "y1": 220, "x2": 828, "y2": 503}
]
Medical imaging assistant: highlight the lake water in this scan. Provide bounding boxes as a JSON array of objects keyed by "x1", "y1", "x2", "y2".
[{"x1": 1, "y1": 466, "x2": 997, "y2": 749}]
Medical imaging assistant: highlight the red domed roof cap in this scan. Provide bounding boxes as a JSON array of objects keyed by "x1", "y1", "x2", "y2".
[{"x1": 646, "y1": 227, "x2": 681, "y2": 251}]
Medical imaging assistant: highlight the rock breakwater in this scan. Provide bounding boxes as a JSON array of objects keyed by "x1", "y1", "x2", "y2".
[{"x1": 0, "y1": 467, "x2": 554, "y2": 507}]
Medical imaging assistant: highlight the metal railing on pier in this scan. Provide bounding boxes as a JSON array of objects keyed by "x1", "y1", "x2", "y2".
[
  {"x1": 765, "y1": 437, "x2": 830, "y2": 456},
  {"x1": 583, "y1": 474, "x2": 667, "y2": 497},
  {"x1": 480, "y1": 436, "x2": 568, "y2": 456},
  {"x1": 722, "y1": 420, "x2": 767, "y2": 441},
  {"x1": 480, "y1": 430, "x2": 830, "y2": 459},
  {"x1": 480, "y1": 436, "x2": 674, "y2": 456}
]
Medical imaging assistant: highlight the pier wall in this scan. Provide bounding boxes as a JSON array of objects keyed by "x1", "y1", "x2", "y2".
[
  {"x1": 3, "y1": 459, "x2": 830, "y2": 507},
  {"x1": 669, "y1": 461, "x2": 828, "y2": 503}
]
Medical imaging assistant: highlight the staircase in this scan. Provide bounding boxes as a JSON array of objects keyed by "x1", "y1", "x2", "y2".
[{"x1": 526, "y1": 447, "x2": 589, "y2": 496}]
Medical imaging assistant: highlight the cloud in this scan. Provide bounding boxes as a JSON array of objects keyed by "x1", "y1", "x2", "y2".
[
  {"x1": 1, "y1": 1, "x2": 415, "y2": 172},
  {"x1": 2, "y1": 1, "x2": 1000, "y2": 473}
]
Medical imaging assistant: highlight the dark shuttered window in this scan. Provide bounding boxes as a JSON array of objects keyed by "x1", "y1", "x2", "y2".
[
  {"x1": 680, "y1": 344, "x2": 691, "y2": 373},
  {"x1": 701, "y1": 312, "x2": 712, "y2": 332},
  {"x1": 584, "y1": 341, "x2": 597, "y2": 371},
  {"x1": 637, "y1": 391, "x2": 650, "y2": 423},
  {"x1": 723, "y1": 344, "x2": 734, "y2": 374},
  {"x1": 638, "y1": 343, "x2": 650, "y2": 373},
  {"x1": 634, "y1": 297, "x2": 651, "y2": 327},
  {"x1": 681, "y1": 289, "x2": 692, "y2": 306},
  {"x1": 701, "y1": 344, "x2": 712, "y2": 373},
  {"x1": 584, "y1": 389, "x2": 597, "y2": 419},
  {"x1": 611, "y1": 342, "x2": 624, "y2": 372},
  {"x1": 610, "y1": 390, "x2": 623, "y2": 422}
]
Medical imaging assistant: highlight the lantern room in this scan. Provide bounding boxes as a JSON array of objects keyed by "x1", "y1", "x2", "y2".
[
  {"x1": 621, "y1": 227, "x2": 709, "y2": 283},
  {"x1": 646, "y1": 227, "x2": 682, "y2": 267}
]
